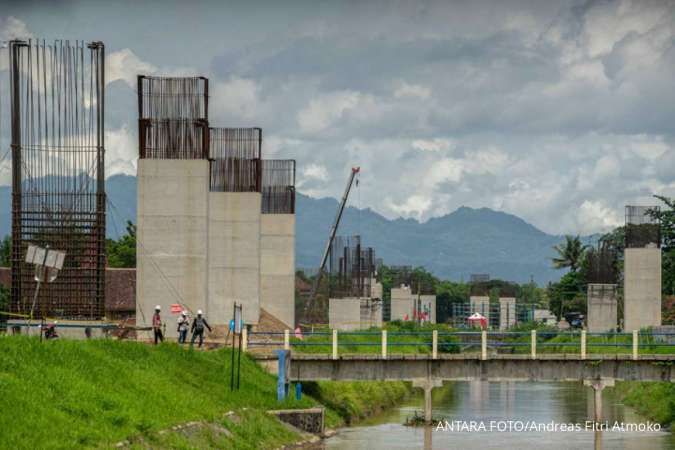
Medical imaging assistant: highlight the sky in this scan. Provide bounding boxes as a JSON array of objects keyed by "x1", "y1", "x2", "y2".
[{"x1": 0, "y1": 0, "x2": 673, "y2": 235}]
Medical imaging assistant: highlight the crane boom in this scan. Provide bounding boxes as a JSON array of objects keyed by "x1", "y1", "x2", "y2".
[{"x1": 303, "y1": 167, "x2": 361, "y2": 321}]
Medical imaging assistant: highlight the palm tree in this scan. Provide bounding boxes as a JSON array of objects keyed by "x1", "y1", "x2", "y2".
[{"x1": 552, "y1": 235, "x2": 588, "y2": 272}]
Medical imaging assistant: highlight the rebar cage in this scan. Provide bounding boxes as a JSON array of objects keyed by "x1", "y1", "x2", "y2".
[
  {"x1": 586, "y1": 242, "x2": 618, "y2": 284},
  {"x1": 137, "y1": 76, "x2": 209, "y2": 160},
  {"x1": 328, "y1": 236, "x2": 376, "y2": 298},
  {"x1": 10, "y1": 40, "x2": 106, "y2": 319},
  {"x1": 209, "y1": 127, "x2": 261, "y2": 192},
  {"x1": 625, "y1": 205, "x2": 661, "y2": 248},
  {"x1": 261, "y1": 159, "x2": 296, "y2": 214}
]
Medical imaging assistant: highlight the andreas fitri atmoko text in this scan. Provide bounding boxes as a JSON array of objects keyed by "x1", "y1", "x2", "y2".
[{"x1": 435, "y1": 420, "x2": 662, "y2": 433}]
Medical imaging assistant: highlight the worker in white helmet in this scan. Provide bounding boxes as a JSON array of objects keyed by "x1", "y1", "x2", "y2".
[
  {"x1": 152, "y1": 305, "x2": 164, "y2": 345},
  {"x1": 177, "y1": 310, "x2": 190, "y2": 344},
  {"x1": 190, "y1": 309, "x2": 212, "y2": 348}
]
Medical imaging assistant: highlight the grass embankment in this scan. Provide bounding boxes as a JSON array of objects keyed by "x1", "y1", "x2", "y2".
[
  {"x1": 0, "y1": 336, "x2": 414, "y2": 449},
  {"x1": 614, "y1": 382, "x2": 675, "y2": 427},
  {"x1": 291, "y1": 322, "x2": 461, "y2": 355}
]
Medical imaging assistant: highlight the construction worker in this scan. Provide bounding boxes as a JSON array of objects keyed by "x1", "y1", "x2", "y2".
[
  {"x1": 152, "y1": 305, "x2": 164, "y2": 344},
  {"x1": 190, "y1": 310, "x2": 212, "y2": 348},
  {"x1": 177, "y1": 310, "x2": 190, "y2": 344}
]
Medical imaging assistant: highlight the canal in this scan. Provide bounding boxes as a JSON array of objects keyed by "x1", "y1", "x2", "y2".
[{"x1": 324, "y1": 381, "x2": 674, "y2": 449}]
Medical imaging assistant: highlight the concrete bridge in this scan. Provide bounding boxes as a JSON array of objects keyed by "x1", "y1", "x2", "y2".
[
  {"x1": 248, "y1": 328, "x2": 675, "y2": 423},
  {"x1": 253, "y1": 352, "x2": 675, "y2": 423}
]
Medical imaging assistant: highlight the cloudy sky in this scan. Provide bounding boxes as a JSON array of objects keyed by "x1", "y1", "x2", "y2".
[{"x1": 0, "y1": 0, "x2": 674, "y2": 235}]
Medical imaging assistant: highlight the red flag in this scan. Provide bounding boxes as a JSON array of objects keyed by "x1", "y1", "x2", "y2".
[{"x1": 170, "y1": 304, "x2": 183, "y2": 314}]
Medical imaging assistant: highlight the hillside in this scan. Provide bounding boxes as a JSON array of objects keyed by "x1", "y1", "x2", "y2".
[{"x1": 0, "y1": 174, "x2": 584, "y2": 284}]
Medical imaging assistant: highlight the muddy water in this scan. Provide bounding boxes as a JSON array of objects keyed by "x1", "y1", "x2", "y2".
[{"x1": 323, "y1": 381, "x2": 674, "y2": 449}]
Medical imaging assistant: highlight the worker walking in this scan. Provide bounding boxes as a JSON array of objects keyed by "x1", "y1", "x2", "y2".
[
  {"x1": 177, "y1": 310, "x2": 190, "y2": 344},
  {"x1": 152, "y1": 305, "x2": 164, "y2": 345},
  {"x1": 190, "y1": 310, "x2": 212, "y2": 349}
]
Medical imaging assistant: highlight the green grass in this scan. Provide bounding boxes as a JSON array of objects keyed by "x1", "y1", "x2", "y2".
[
  {"x1": 291, "y1": 322, "x2": 461, "y2": 355},
  {"x1": 0, "y1": 336, "x2": 417, "y2": 449},
  {"x1": 0, "y1": 336, "x2": 317, "y2": 449},
  {"x1": 614, "y1": 381, "x2": 675, "y2": 426},
  {"x1": 304, "y1": 380, "x2": 412, "y2": 425}
]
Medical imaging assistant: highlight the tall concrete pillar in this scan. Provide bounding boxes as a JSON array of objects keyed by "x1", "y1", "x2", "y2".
[
  {"x1": 207, "y1": 192, "x2": 261, "y2": 329},
  {"x1": 587, "y1": 284, "x2": 618, "y2": 332},
  {"x1": 499, "y1": 297, "x2": 516, "y2": 330},
  {"x1": 624, "y1": 248, "x2": 662, "y2": 331},
  {"x1": 260, "y1": 214, "x2": 295, "y2": 328},
  {"x1": 420, "y1": 295, "x2": 437, "y2": 324},
  {"x1": 136, "y1": 160, "x2": 210, "y2": 338},
  {"x1": 470, "y1": 296, "x2": 490, "y2": 323},
  {"x1": 390, "y1": 285, "x2": 413, "y2": 321}
]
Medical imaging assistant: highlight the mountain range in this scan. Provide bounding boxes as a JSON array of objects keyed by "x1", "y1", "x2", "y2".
[{"x1": 0, "y1": 174, "x2": 583, "y2": 284}]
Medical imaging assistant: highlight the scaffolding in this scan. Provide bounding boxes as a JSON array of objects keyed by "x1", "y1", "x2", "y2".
[
  {"x1": 625, "y1": 205, "x2": 661, "y2": 248},
  {"x1": 261, "y1": 159, "x2": 296, "y2": 214},
  {"x1": 10, "y1": 40, "x2": 106, "y2": 319},
  {"x1": 209, "y1": 127, "x2": 261, "y2": 192}
]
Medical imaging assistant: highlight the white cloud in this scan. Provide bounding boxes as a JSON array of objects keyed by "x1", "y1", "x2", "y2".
[
  {"x1": 393, "y1": 81, "x2": 431, "y2": 99},
  {"x1": 106, "y1": 125, "x2": 137, "y2": 176},
  {"x1": 106, "y1": 48, "x2": 157, "y2": 87},
  {"x1": 297, "y1": 91, "x2": 361, "y2": 134},
  {"x1": 575, "y1": 200, "x2": 623, "y2": 235},
  {"x1": 211, "y1": 77, "x2": 260, "y2": 122},
  {"x1": 412, "y1": 138, "x2": 452, "y2": 152},
  {"x1": 301, "y1": 163, "x2": 328, "y2": 181},
  {"x1": 386, "y1": 194, "x2": 432, "y2": 220}
]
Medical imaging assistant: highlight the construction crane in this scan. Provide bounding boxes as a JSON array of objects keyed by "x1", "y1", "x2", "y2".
[{"x1": 302, "y1": 166, "x2": 361, "y2": 322}]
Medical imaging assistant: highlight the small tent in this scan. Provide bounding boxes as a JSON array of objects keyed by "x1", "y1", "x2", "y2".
[{"x1": 467, "y1": 312, "x2": 487, "y2": 330}]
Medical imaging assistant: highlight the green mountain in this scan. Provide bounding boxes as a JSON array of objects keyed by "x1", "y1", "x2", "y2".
[{"x1": 0, "y1": 174, "x2": 582, "y2": 284}]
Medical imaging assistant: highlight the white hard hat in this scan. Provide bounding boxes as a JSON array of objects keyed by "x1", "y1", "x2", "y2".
[
  {"x1": 155, "y1": 305, "x2": 161, "y2": 310},
  {"x1": 197, "y1": 310, "x2": 203, "y2": 315},
  {"x1": 181, "y1": 310, "x2": 187, "y2": 316}
]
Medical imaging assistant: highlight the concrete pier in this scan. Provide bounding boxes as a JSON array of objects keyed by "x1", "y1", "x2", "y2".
[
  {"x1": 624, "y1": 248, "x2": 661, "y2": 331},
  {"x1": 260, "y1": 214, "x2": 295, "y2": 328},
  {"x1": 584, "y1": 378, "x2": 615, "y2": 423},
  {"x1": 390, "y1": 285, "x2": 413, "y2": 321},
  {"x1": 136, "y1": 160, "x2": 210, "y2": 338},
  {"x1": 470, "y1": 296, "x2": 490, "y2": 322},
  {"x1": 207, "y1": 192, "x2": 262, "y2": 327},
  {"x1": 499, "y1": 297, "x2": 516, "y2": 330},
  {"x1": 412, "y1": 378, "x2": 443, "y2": 423},
  {"x1": 587, "y1": 284, "x2": 618, "y2": 332}
]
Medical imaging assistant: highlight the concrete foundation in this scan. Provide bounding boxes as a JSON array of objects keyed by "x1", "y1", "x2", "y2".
[
  {"x1": 470, "y1": 296, "x2": 490, "y2": 323},
  {"x1": 7, "y1": 320, "x2": 111, "y2": 339},
  {"x1": 360, "y1": 298, "x2": 383, "y2": 328},
  {"x1": 329, "y1": 297, "x2": 382, "y2": 330},
  {"x1": 587, "y1": 284, "x2": 618, "y2": 332},
  {"x1": 390, "y1": 285, "x2": 413, "y2": 321},
  {"x1": 624, "y1": 248, "x2": 662, "y2": 331},
  {"x1": 260, "y1": 214, "x2": 295, "y2": 328},
  {"x1": 499, "y1": 297, "x2": 516, "y2": 330},
  {"x1": 136, "y1": 160, "x2": 209, "y2": 338},
  {"x1": 419, "y1": 295, "x2": 437, "y2": 324}
]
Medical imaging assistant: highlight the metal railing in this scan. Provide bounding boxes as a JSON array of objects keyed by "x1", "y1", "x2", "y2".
[{"x1": 245, "y1": 329, "x2": 675, "y2": 361}]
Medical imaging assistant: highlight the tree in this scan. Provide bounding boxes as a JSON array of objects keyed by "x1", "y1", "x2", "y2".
[
  {"x1": 547, "y1": 271, "x2": 586, "y2": 320},
  {"x1": 106, "y1": 221, "x2": 137, "y2": 268},
  {"x1": 552, "y1": 235, "x2": 588, "y2": 272},
  {"x1": 0, "y1": 235, "x2": 10, "y2": 267},
  {"x1": 648, "y1": 195, "x2": 675, "y2": 295}
]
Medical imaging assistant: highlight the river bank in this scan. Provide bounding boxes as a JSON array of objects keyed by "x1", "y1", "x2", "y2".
[
  {"x1": 0, "y1": 336, "x2": 415, "y2": 449},
  {"x1": 614, "y1": 381, "x2": 675, "y2": 428}
]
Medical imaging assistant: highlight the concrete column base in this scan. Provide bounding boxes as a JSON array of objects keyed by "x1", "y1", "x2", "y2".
[
  {"x1": 584, "y1": 378, "x2": 615, "y2": 423},
  {"x1": 412, "y1": 378, "x2": 443, "y2": 423}
]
